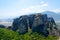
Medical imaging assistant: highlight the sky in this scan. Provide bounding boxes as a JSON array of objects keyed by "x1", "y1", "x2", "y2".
[{"x1": 0, "y1": 0, "x2": 60, "y2": 19}]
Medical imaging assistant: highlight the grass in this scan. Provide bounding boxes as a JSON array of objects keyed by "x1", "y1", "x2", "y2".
[{"x1": 0, "y1": 28, "x2": 57, "y2": 40}]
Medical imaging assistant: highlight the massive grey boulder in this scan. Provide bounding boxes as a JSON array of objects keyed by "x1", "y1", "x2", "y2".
[
  {"x1": 12, "y1": 18, "x2": 19, "y2": 31},
  {"x1": 12, "y1": 15, "x2": 28, "y2": 34},
  {"x1": 12, "y1": 13, "x2": 57, "y2": 36},
  {"x1": 47, "y1": 17, "x2": 58, "y2": 35},
  {"x1": 28, "y1": 13, "x2": 49, "y2": 36},
  {"x1": 18, "y1": 15, "x2": 28, "y2": 34}
]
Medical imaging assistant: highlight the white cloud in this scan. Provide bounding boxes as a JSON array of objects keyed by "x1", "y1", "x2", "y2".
[
  {"x1": 51, "y1": 9, "x2": 60, "y2": 13},
  {"x1": 40, "y1": 1, "x2": 48, "y2": 7},
  {"x1": 0, "y1": 1, "x2": 49, "y2": 19},
  {"x1": 0, "y1": 9, "x2": 18, "y2": 19},
  {"x1": 19, "y1": 2, "x2": 49, "y2": 15},
  {"x1": 41, "y1": 3, "x2": 48, "y2": 7},
  {"x1": 40, "y1": 1, "x2": 45, "y2": 4}
]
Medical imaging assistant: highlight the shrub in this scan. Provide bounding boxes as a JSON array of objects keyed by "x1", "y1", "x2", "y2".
[{"x1": 0, "y1": 28, "x2": 57, "y2": 40}]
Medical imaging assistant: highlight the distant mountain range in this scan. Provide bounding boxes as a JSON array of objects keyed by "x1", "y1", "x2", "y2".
[
  {"x1": 0, "y1": 19, "x2": 13, "y2": 22},
  {"x1": 42, "y1": 11, "x2": 60, "y2": 21},
  {"x1": 0, "y1": 19, "x2": 13, "y2": 27}
]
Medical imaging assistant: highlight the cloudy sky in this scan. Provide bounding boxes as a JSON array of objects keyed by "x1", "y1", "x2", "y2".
[{"x1": 0, "y1": 0, "x2": 60, "y2": 19}]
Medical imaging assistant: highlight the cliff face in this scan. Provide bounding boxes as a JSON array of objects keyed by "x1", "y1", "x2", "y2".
[{"x1": 12, "y1": 13, "x2": 57, "y2": 36}]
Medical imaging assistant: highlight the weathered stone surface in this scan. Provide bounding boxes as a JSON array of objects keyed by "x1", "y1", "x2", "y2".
[
  {"x1": 47, "y1": 17, "x2": 58, "y2": 35},
  {"x1": 12, "y1": 15, "x2": 28, "y2": 34},
  {"x1": 18, "y1": 15, "x2": 28, "y2": 34},
  {"x1": 12, "y1": 18, "x2": 19, "y2": 31},
  {"x1": 28, "y1": 13, "x2": 49, "y2": 36},
  {"x1": 12, "y1": 13, "x2": 57, "y2": 36}
]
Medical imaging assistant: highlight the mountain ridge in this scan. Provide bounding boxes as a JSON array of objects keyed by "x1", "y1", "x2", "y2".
[{"x1": 42, "y1": 11, "x2": 60, "y2": 21}]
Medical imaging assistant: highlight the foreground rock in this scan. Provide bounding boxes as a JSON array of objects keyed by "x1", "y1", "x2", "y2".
[{"x1": 12, "y1": 13, "x2": 58, "y2": 36}]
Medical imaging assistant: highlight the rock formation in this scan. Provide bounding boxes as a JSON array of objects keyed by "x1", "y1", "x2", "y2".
[
  {"x1": 0, "y1": 25, "x2": 5, "y2": 28},
  {"x1": 47, "y1": 17, "x2": 58, "y2": 35},
  {"x1": 12, "y1": 13, "x2": 57, "y2": 36}
]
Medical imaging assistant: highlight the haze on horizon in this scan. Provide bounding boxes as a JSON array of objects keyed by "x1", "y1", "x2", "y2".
[{"x1": 0, "y1": 0, "x2": 60, "y2": 19}]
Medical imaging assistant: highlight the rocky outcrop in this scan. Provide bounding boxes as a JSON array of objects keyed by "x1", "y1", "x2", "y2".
[
  {"x1": 28, "y1": 13, "x2": 49, "y2": 36},
  {"x1": 18, "y1": 15, "x2": 28, "y2": 34},
  {"x1": 0, "y1": 25, "x2": 5, "y2": 28},
  {"x1": 12, "y1": 13, "x2": 57, "y2": 36},
  {"x1": 47, "y1": 17, "x2": 58, "y2": 35},
  {"x1": 12, "y1": 18, "x2": 19, "y2": 31}
]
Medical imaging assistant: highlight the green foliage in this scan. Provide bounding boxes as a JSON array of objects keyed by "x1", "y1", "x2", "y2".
[
  {"x1": 0, "y1": 28, "x2": 19, "y2": 40},
  {"x1": 0, "y1": 28, "x2": 57, "y2": 40}
]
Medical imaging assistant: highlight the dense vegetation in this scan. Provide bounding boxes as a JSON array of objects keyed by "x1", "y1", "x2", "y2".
[{"x1": 0, "y1": 28, "x2": 57, "y2": 40}]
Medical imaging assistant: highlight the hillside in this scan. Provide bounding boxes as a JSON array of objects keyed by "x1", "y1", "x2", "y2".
[{"x1": 0, "y1": 28, "x2": 57, "y2": 40}]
